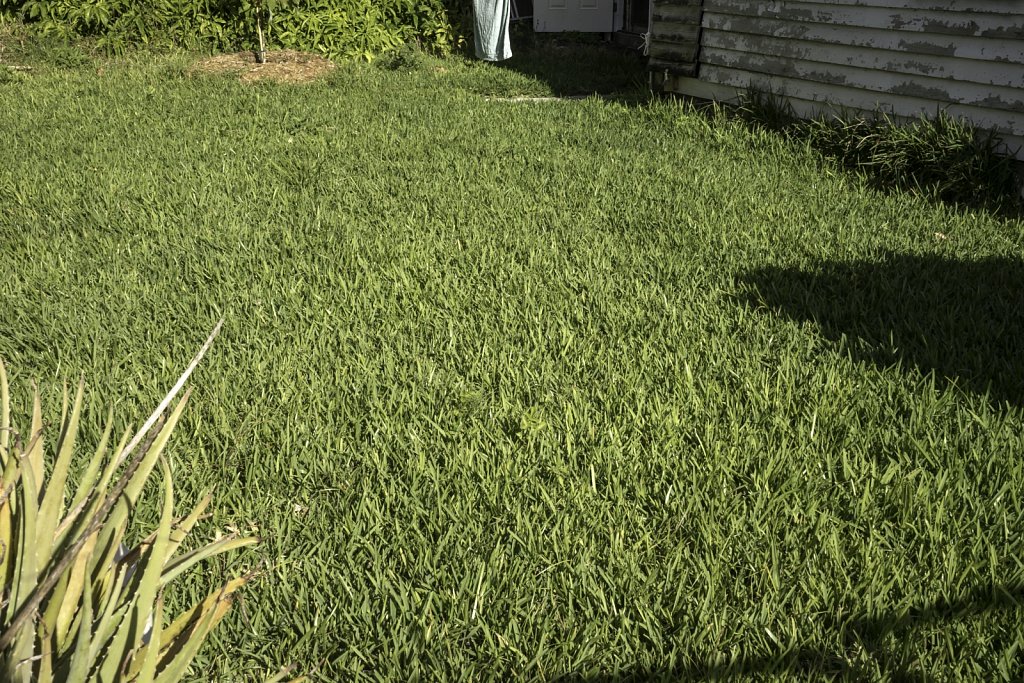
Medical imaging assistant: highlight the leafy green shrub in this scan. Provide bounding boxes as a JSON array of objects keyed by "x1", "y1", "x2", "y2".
[
  {"x1": 9, "y1": 0, "x2": 238, "y2": 52},
  {"x1": 0, "y1": 325, "x2": 272, "y2": 682},
  {"x1": 270, "y1": 0, "x2": 405, "y2": 61},
  {"x1": 2, "y1": 0, "x2": 466, "y2": 58}
]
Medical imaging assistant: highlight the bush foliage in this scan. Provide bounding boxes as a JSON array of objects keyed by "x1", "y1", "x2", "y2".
[{"x1": 0, "y1": 0, "x2": 472, "y2": 59}]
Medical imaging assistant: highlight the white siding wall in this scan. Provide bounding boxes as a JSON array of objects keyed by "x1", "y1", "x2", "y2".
[
  {"x1": 648, "y1": 0, "x2": 703, "y2": 76},
  {"x1": 652, "y1": 0, "x2": 1024, "y2": 159}
]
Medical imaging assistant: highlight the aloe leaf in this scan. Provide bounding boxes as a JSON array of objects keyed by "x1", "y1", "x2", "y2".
[
  {"x1": 0, "y1": 453, "x2": 18, "y2": 503},
  {"x1": 90, "y1": 505, "x2": 150, "y2": 610},
  {"x1": 126, "y1": 456, "x2": 175, "y2": 656},
  {"x1": 3, "y1": 453, "x2": 39, "y2": 661},
  {"x1": 113, "y1": 318, "x2": 222, "y2": 473},
  {"x1": 165, "y1": 492, "x2": 213, "y2": 558},
  {"x1": 55, "y1": 531, "x2": 99, "y2": 651},
  {"x1": 0, "y1": 461, "x2": 21, "y2": 586},
  {"x1": 95, "y1": 595, "x2": 137, "y2": 683},
  {"x1": 96, "y1": 427, "x2": 132, "y2": 497},
  {"x1": 76, "y1": 415, "x2": 179, "y2": 608},
  {"x1": 0, "y1": 359, "x2": 9, "y2": 459},
  {"x1": 66, "y1": 428, "x2": 130, "y2": 550},
  {"x1": 87, "y1": 396, "x2": 183, "y2": 603},
  {"x1": 88, "y1": 513, "x2": 128, "y2": 610},
  {"x1": 36, "y1": 619, "x2": 53, "y2": 681},
  {"x1": 160, "y1": 535, "x2": 260, "y2": 588},
  {"x1": 121, "y1": 395, "x2": 190, "y2": 508},
  {"x1": 154, "y1": 582, "x2": 242, "y2": 683},
  {"x1": 26, "y1": 387, "x2": 43, "y2": 497},
  {"x1": 156, "y1": 575, "x2": 250, "y2": 655},
  {"x1": 39, "y1": 555, "x2": 72, "y2": 651},
  {"x1": 61, "y1": 568, "x2": 94, "y2": 682},
  {"x1": 117, "y1": 495, "x2": 210, "y2": 603},
  {"x1": 58, "y1": 383, "x2": 69, "y2": 434},
  {"x1": 57, "y1": 405, "x2": 115, "y2": 545},
  {"x1": 36, "y1": 377, "x2": 85, "y2": 572},
  {"x1": 56, "y1": 425, "x2": 130, "y2": 572},
  {"x1": 91, "y1": 565, "x2": 137, "y2": 682},
  {"x1": 153, "y1": 602, "x2": 222, "y2": 683},
  {"x1": 86, "y1": 561, "x2": 131, "y2": 666},
  {"x1": 135, "y1": 591, "x2": 164, "y2": 683}
]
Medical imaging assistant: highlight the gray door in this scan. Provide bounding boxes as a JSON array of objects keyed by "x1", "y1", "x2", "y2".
[{"x1": 534, "y1": 0, "x2": 614, "y2": 32}]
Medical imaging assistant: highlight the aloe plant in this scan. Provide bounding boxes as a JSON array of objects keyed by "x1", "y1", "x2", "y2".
[{"x1": 0, "y1": 323, "x2": 274, "y2": 682}]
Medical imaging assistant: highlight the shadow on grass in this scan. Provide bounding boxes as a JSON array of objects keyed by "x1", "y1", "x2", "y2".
[
  {"x1": 557, "y1": 582, "x2": 1024, "y2": 682},
  {"x1": 737, "y1": 253, "x2": 1024, "y2": 408},
  {"x1": 494, "y1": 28, "x2": 649, "y2": 100}
]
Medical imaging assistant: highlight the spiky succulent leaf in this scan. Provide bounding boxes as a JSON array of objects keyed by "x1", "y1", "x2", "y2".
[
  {"x1": 0, "y1": 321, "x2": 287, "y2": 681},
  {"x1": 0, "y1": 360, "x2": 9, "y2": 460},
  {"x1": 38, "y1": 379, "x2": 83, "y2": 554},
  {"x1": 136, "y1": 592, "x2": 164, "y2": 683},
  {"x1": 159, "y1": 535, "x2": 260, "y2": 589},
  {"x1": 61, "y1": 568, "x2": 95, "y2": 681}
]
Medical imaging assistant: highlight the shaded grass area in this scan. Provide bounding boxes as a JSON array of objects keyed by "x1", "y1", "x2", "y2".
[
  {"x1": 377, "y1": 30, "x2": 648, "y2": 100},
  {"x1": 491, "y1": 30, "x2": 647, "y2": 98},
  {"x1": 732, "y1": 90, "x2": 1023, "y2": 219},
  {"x1": 740, "y1": 254, "x2": 1024, "y2": 409},
  {"x1": 1, "y1": 42, "x2": 1024, "y2": 681}
]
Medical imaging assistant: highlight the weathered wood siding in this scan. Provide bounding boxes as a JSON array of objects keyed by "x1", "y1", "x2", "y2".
[
  {"x1": 648, "y1": 0, "x2": 704, "y2": 76},
  {"x1": 651, "y1": 0, "x2": 1024, "y2": 159}
]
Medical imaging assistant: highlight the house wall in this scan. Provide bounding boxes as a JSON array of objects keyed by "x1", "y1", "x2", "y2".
[
  {"x1": 649, "y1": 0, "x2": 1024, "y2": 160},
  {"x1": 647, "y1": 0, "x2": 703, "y2": 76}
]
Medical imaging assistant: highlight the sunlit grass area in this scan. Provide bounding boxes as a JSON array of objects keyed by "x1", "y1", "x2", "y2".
[{"x1": 2, "y1": 39, "x2": 1023, "y2": 681}]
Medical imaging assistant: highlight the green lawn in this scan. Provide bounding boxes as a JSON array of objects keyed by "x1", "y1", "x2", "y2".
[{"x1": 2, "y1": 39, "x2": 1023, "y2": 681}]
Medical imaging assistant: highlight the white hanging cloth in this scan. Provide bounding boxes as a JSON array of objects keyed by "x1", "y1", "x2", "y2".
[{"x1": 473, "y1": 0, "x2": 512, "y2": 61}]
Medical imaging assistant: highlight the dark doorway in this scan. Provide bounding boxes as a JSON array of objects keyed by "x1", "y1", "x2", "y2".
[
  {"x1": 511, "y1": 0, "x2": 534, "y2": 21},
  {"x1": 625, "y1": 0, "x2": 650, "y2": 33}
]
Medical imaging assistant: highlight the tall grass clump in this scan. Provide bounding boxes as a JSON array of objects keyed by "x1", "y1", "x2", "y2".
[
  {"x1": 736, "y1": 89, "x2": 1021, "y2": 214},
  {"x1": 0, "y1": 325, "x2": 276, "y2": 682},
  {"x1": 804, "y1": 111, "x2": 1020, "y2": 212}
]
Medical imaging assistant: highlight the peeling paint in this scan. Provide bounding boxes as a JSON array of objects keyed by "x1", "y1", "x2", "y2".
[
  {"x1": 978, "y1": 95, "x2": 1022, "y2": 111},
  {"x1": 920, "y1": 18, "x2": 981, "y2": 36},
  {"x1": 654, "y1": 2, "x2": 1024, "y2": 145},
  {"x1": 785, "y1": 8, "x2": 826, "y2": 23},
  {"x1": 902, "y1": 59, "x2": 941, "y2": 75},
  {"x1": 897, "y1": 40, "x2": 957, "y2": 58},
  {"x1": 889, "y1": 81, "x2": 953, "y2": 101}
]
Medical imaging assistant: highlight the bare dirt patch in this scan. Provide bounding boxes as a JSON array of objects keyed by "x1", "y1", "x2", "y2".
[{"x1": 191, "y1": 49, "x2": 335, "y2": 84}]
